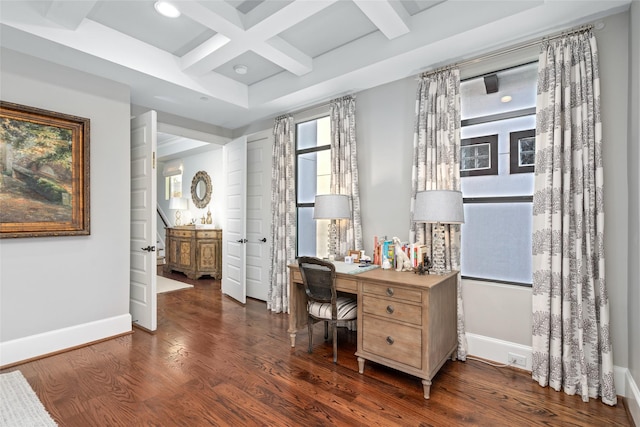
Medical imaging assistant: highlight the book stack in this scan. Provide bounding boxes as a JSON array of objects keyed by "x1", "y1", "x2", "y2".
[{"x1": 372, "y1": 237, "x2": 428, "y2": 270}]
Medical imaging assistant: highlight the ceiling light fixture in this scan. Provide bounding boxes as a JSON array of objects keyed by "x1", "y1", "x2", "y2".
[
  {"x1": 501, "y1": 95, "x2": 512, "y2": 103},
  {"x1": 154, "y1": 1, "x2": 181, "y2": 18},
  {"x1": 234, "y1": 65, "x2": 248, "y2": 75}
]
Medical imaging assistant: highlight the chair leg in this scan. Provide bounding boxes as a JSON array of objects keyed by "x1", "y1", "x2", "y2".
[
  {"x1": 332, "y1": 321, "x2": 338, "y2": 363},
  {"x1": 307, "y1": 317, "x2": 313, "y2": 354},
  {"x1": 324, "y1": 321, "x2": 329, "y2": 341}
]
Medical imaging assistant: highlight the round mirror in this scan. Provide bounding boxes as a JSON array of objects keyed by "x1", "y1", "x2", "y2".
[{"x1": 190, "y1": 170, "x2": 212, "y2": 209}]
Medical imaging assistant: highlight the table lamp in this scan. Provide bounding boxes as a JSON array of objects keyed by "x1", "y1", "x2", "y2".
[
  {"x1": 169, "y1": 197, "x2": 188, "y2": 226},
  {"x1": 313, "y1": 194, "x2": 351, "y2": 261},
  {"x1": 413, "y1": 190, "x2": 464, "y2": 274}
]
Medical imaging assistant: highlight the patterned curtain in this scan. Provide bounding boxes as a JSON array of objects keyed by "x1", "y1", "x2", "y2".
[
  {"x1": 409, "y1": 68, "x2": 467, "y2": 360},
  {"x1": 268, "y1": 115, "x2": 296, "y2": 313},
  {"x1": 531, "y1": 29, "x2": 616, "y2": 405},
  {"x1": 330, "y1": 95, "x2": 363, "y2": 256}
]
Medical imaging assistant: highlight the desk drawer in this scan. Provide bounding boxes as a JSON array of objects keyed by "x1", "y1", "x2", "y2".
[
  {"x1": 336, "y1": 277, "x2": 357, "y2": 293},
  {"x1": 362, "y1": 295, "x2": 422, "y2": 326},
  {"x1": 363, "y1": 282, "x2": 422, "y2": 303},
  {"x1": 362, "y1": 316, "x2": 422, "y2": 369}
]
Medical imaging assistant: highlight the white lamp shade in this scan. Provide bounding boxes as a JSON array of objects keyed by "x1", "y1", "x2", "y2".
[
  {"x1": 414, "y1": 190, "x2": 464, "y2": 224},
  {"x1": 162, "y1": 159, "x2": 183, "y2": 177},
  {"x1": 169, "y1": 197, "x2": 188, "y2": 210},
  {"x1": 313, "y1": 194, "x2": 351, "y2": 220}
]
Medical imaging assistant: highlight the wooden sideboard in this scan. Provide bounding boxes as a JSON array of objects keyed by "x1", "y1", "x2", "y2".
[
  {"x1": 165, "y1": 226, "x2": 222, "y2": 280},
  {"x1": 289, "y1": 263, "x2": 458, "y2": 399}
]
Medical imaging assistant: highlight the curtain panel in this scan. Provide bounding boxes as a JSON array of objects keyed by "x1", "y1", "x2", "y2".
[
  {"x1": 268, "y1": 115, "x2": 296, "y2": 313},
  {"x1": 410, "y1": 69, "x2": 467, "y2": 360},
  {"x1": 531, "y1": 29, "x2": 615, "y2": 405},
  {"x1": 330, "y1": 95, "x2": 363, "y2": 256}
]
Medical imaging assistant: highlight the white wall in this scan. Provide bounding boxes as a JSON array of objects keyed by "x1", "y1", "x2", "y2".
[
  {"x1": 0, "y1": 49, "x2": 132, "y2": 365},
  {"x1": 354, "y1": 11, "x2": 631, "y2": 371},
  {"x1": 626, "y1": 1, "x2": 640, "y2": 423},
  {"x1": 157, "y1": 148, "x2": 224, "y2": 231}
]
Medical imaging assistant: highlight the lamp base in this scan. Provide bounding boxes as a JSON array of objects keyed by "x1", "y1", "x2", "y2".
[
  {"x1": 328, "y1": 221, "x2": 337, "y2": 261},
  {"x1": 431, "y1": 222, "x2": 449, "y2": 275}
]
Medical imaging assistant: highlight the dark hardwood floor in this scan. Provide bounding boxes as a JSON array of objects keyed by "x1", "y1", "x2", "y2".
[{"x1": 2, "y1": 268, "x2": 633, "y2": 426}]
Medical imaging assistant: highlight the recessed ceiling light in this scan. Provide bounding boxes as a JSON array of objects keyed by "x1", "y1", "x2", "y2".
[
  {"x1": 154, "y1": 1, "x2": 180, "y2": 18},
  {"x1": 234, "y1": 65, "x2": 248, "y2": 75},
  {"x1": 501, "y1": 95, "x2": 512, "y2": 103}
]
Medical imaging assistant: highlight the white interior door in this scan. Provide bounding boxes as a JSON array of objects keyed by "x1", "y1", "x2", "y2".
[
  {"x1": 246, "y1": 136, "x2": 272, "y2": 301},
  {"x1": 130, "y1": 110, "x2": 157, "y2": 331},
  {"x1": 222, "y1": 136, "x2": 247, "y2": 304}
]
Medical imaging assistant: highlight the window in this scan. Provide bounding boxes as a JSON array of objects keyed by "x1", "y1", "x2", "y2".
[
  {"x1": 162, "y1": 159, "x2": 183, "y2": 199},
  {"x1": 459, "y1": 62, "x2": 537, "y2": 286},
  {"x1": 167, "y1": 175, "x2": 182, "y2": 199},
  {"x1": 295, "y1": 116, "x2": 331, "y2": 257}
]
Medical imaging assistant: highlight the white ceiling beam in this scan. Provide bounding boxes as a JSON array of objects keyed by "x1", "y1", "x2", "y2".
[
  {"x1": 180, "y1": 33, "x2": 231, "y2": 75},
  {"x1": 353, "y1": 0, "x2": 410, "y2": 40},
  {"x1": 179, "y1": 0, "x2": 335, "y2": 77},
  {"x1": 248, "y1": 0, "x2": 338, "y2": 40},
  {"x1": 45, "y1": 0, "x2": 97, "y2": 30},
  {"x1": 0, "y1": 11, "x2": 248, "y2": 107},
  {"x1": 176, "y1": 0, "x2": 245, "y2": 35},
  {"x1": 256, "y1": 37, "x2": 312, "y2": 76}
]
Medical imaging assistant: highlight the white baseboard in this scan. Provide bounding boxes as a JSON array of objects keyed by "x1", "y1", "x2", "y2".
[
  {"x1": 465, "y1": 332, "x2": 634, "y2": 403},
  {"x1": 626, "y1": 369, "x2": 640, "y2": 426},
  {"x1": 466, "y1": 332, "x2": 533, "y2": 370},
  {"x1": 0, "y1": 314, "x2": 131, "y2": 367}
]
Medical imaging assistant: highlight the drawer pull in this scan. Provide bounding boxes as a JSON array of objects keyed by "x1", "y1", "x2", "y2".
[
  {"x1": 386, "y1": 305, "x2": 394, "y2": 314},
  {"x1": 386, "y1": 336, "x2": 394, "y2": 345},
  {"x1": 386, "y1": 287, "x2": 394, "y2": 296}
]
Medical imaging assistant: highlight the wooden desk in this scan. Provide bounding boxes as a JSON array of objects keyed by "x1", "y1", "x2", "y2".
[{"x1": 288, "y1": 263, "x2": 458, "y2": 399}]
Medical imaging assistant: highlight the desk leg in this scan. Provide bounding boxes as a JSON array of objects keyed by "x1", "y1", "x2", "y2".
[
  {"x1": 288, "y1": 277, "x2": 309, "y2": 348},
  {"x1": 422, "y1": 379, "x2": 432, "y2": 399},
  {"x1": 357, "y1": 357, "x2": 365, "y2": 374},
  {"x1": 289, "y1": 332, "x2": 296, "y2": 347}
]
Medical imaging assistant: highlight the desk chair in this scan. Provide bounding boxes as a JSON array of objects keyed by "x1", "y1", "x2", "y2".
[{"x1": 297, "y1": 256, "x2": 357, "y2": 363}]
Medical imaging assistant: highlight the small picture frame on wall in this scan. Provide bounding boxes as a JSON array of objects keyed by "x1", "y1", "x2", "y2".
[
  {"x1": 0, "y1": 101, "x2": 90, "y2": 238},
  {"x1": 509, "y1": 129, "x2": 535, "y2": 174}
]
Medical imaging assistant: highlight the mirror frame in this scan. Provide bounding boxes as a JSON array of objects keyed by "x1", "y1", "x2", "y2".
[{"x1": 190, "y1": 170, "x2": 212, "y2": 209}]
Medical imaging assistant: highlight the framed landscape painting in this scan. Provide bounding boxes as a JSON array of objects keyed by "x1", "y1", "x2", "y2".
[{"x1": 0, "y1": 101, "x2": 90, "y2": 238}]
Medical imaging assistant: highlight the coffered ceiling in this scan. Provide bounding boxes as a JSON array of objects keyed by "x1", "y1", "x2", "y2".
[{"x1": 0, "y1": 1, "x2": 631, "y2": 131}]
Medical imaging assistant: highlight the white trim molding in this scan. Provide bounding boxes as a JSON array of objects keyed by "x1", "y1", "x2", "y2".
[
  {"x1": 465, "y1": 332, "x2": 635, "y2": 406},
  {"x1": 0, "y1": 314, "x2": 131, "y2": 367},
  {"x1": 626, "y1": 369, "x2": 640, "y2": 425}
]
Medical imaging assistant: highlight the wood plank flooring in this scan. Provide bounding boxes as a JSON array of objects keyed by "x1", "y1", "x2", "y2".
[{"x1": 2, "y1": 269, "x2": 633, "y2": 426}]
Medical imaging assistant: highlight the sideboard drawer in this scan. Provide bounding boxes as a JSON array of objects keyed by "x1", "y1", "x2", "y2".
[
  {"x1": 196, "y1": 230, "x2": 221, "y2": 239},
  {"x1": 362, "y1": 316, "x2": 422, "y2": 369},
  {"x1": 362, "y1": 282, "x2": 422, "y2": 303},
  {"x1": 169, "y1": 229, "x2": 193, "y2": 238},
  {"x1": 362, "y1": 295, "x2": 422, "y2": 326}
]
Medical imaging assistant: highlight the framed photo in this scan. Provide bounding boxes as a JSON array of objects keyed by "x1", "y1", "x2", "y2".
[
  {"x1": 0, "y1": 101, "x2": 90, "y2": 238},
  {"x1": 510, "y1": 129, "x2": 535, "y2": 174},
  {"x1": 348, "y1": 250, "x2": 361, "y2": 262},
  {"x1": 460, "y1": 134, "x2": 498, "y2": 177}
]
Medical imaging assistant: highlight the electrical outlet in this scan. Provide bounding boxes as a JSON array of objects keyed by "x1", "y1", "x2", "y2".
[{"x1": 508, "y1": 352, "x2": 526, "y2": 367}]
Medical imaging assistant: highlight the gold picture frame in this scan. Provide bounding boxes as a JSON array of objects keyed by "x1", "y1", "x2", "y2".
[
  {"x1": 348, "y1": 250, "x2": 361, "y2": 262},
  {"x1": 0, "y1": 101, "x2": 90, "y2": 238}
]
